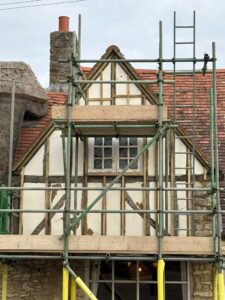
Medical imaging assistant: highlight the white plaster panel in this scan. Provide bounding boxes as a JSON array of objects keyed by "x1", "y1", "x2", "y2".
[
  {"x1": 24, "y1": 145, "x2": 44, "y2": 176},
  {"x1": 49, "y1": 130, "x2": 64, "y2": 176},
  {"x1": 50, "y1": 183, "x2": 83, "y2": 235},
  {"x1": 116, "y1": 64, "x2": 128, "y2": 95},
  {"x1": 86, "y1": 183, "x2": 102, "y2": 235},
  {"x1": 149, "y1": 182, "x2": 156, "y2": 236},
  {"x1": 175, "y1": 137, "x2": 187, "y2": 176},
  {"x1": 102, "y1": 64, "x2": 111, "y2": 98},
  {"x1": 176, "y1": 182, "x2": 187, "y2": 237},
  {"x1": 125, "y1": 183, "x2": 143, "y2": 236},
  {"x1": 106, "y1": 184, "x2": 121, "y2": 236},
  {"x1": 88, "y1": 76, "x2": 100, "y2": 98},
  {"x1": 163, "y1": 182, "x2": 171, "y2": 236},
  {"x1": 71, "y1": 139, "x2": 84, "y2": 176},
  {"x1": 130, "y1": 83, "x2": 141, "y2": 95},
  {"x1": 115, "y1": 98, "x2": 127, "y2": 105},
  {"x1": 78, "y1": 97, "x2": 85, "y2": 105},
  {"x1": 194, "y1": 158, "x2": 205, "y2": 175},
  {"x1": 102, "y1": 101, "x2": 111, "y2": 105},
  {"x1": 129, "y1": 98, "x2": 142, "y2": 105},
  {"x1": 175, "y1": 135, "x2": 206, "y2": 176},
  {"x1": 22, "y1": 183, "x2": 45, "y2": 234},
  {"x1": 148, "y1": 138, "x2": 156, "y2": 176},
  {"x1": 50, "y1": 183, "x2": 64, "y2": 235},
  {"x1": 89, "y1": 101, "x2": 100, "y2": 106}
]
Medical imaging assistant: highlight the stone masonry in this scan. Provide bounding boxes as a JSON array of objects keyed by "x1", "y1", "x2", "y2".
[
  {"x1": 0, "y1": 260, "x2": 85, "y2": 300},
  {"x1": 191, "y1": 181, "x2": 214, "y2": 300},
  {"x1": 50, "y1": 30, "x2": 77, "y2": 92}
]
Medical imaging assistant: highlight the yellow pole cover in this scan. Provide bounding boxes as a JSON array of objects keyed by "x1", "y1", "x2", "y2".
[
  {"x1": 63, "y1": 267, "x2": 69, "y2": 300},
  {"x1": 218, "y1": 272, "x2": 225, "y2": 300},
  {"x1": 2, "y1": 264, "x2": 8, "y2": 300},
  {"x1": 75, "y1": 277, "x2": 98, "y2": 300},
  {"x1": 157, "y1": 259, "x2": 165, "y2": 300},
  {"x1": 70, "y1": 277, "x2": 76, "y2": 300},
  {"x1": 212, "y1": 265, "x2": 218, "y2": 300}
]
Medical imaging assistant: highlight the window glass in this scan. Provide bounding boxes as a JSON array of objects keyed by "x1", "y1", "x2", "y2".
[
  {"x1": 94, "y1": 138, "x2": 112, "y2": 170},
  {"x1": 92, "y1": 137, "x2": 140, "y2": 171},
  {"x1": 92, "y1": 261, "x2": 188, "y2": 300}
]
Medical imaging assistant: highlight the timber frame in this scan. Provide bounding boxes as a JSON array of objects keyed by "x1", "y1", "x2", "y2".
[{"x1": 1, "y1": 11, "x2": 224, "y2": 300}]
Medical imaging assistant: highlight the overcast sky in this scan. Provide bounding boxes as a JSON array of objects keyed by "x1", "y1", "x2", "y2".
[{"x1": 0, "y1": 0, "x2": 224, "y2": 87}]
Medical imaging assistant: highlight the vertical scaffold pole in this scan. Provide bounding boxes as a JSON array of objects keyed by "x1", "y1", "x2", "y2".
[
  {"x1": 157, "y1": 20, "x2": 165, "y2": 300},
  {"x1": 64, "y1": 55, "x2": 73, "y2": 264},
  {"x1": 212, "y1": 42, "x2": 221, "y2": 257},
  {"x1": 210, "y1": 88, "x2": 216, "y2": 238},
  {"x1": 172, "y1": 11, "x2": 177, "y2": 236},
  {"x1": 212, "y1": 41, "x2": 224, "y2": 298},
  {"x1": 8, "y1": 79, "x2": 16, "y2": 233}
]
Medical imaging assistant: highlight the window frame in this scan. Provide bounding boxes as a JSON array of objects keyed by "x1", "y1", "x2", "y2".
[
  {"x1": 87, "y1": 260, "x2": 191, "y2": 300},
  {"x1": 88, "y1": 137, "x2": 143, "y2": 173}
]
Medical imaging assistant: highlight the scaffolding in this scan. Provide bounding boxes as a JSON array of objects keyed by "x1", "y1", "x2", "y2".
[{"x1": 0, "y1": 11, "x2": 224, "y2": 300}]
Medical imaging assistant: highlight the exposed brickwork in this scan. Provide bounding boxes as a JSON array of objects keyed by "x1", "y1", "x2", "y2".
[{"x1": 0, "y1": 260, "x2": 85, "y2": 299}]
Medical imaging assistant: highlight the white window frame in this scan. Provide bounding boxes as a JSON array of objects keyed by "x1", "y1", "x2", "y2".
[{"x1": 88, "y1": 137, "x2": 143, "y2": 173}]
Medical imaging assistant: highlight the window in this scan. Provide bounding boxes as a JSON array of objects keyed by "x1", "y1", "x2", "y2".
[
  {"x1": 119, "y1": 138, "x2": 138, "y2": 169},
  {"x1": 94, "y1": 138, "x2": 113, "y2": 169},
  {"x1": 89, "y1": 137, "x2": 142, "y2": 172},
  {"x1": 88, "y1": 260, "x2": 190, "y2": 300}
]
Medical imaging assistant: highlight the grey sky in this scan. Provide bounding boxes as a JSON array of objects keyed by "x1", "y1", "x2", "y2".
[{"x1": 0, "y1": 0, "x2": 224, "y2": 87}]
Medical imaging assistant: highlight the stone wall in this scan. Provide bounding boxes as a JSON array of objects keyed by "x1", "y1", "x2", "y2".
[
  {"x1": 0, "y1": 260, "x2": 85, "y2": 299},
  {"x1": 50, "y1": 31, "x2": 77, "y2": 91},
  {"x1": 192, "y1": 263, "x2": 213, "y2": 300},
  {"x1": 191, "y1": 181, "x2": 213, "y2": 299}
]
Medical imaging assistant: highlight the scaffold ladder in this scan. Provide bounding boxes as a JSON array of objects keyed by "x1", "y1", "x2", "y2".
[{"x1": 173, "y1": 11, "x2": 197, "y2": 236}]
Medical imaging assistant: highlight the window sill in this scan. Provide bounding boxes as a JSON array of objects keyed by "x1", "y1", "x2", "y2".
[{"x1": 88, "y1": 171, "x2": 144, "y2": 177}]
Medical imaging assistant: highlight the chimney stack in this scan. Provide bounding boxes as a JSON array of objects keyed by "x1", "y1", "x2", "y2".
[{"x1": 49, "y1": 16, "x2": 77, "y2": 91}]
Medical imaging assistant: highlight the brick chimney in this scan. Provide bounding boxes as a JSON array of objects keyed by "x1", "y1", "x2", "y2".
[{"x1": 49, "y1": 16, "x2": 77, "y2": 91}]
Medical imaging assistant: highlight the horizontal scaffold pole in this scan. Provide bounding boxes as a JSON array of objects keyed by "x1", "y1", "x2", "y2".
[
  {"x1": 0, "y1": 255, "x2": 218, "y2": 262},
  {"x1": 1, "y1": 186, "x2": 221, "y2": 192},
  {"x1": 59, "y1": 58, "x2": 214, "y2": 64},
  {"x1": 0, "y1": 208, "x2": 220, "y2": 214}
]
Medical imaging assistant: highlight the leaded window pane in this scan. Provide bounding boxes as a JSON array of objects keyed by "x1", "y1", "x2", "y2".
[
  {"x1": 94, "y1": 148, "x2": 102, "y2": 158},
  {"x1": 104, "y1": 148, "x2": 112, "y2": 157},
  {"x1": 119, "y1": 147, "x2": 128, "y2": 157},
  {"x1": 119, "y1": 159, "x2": 127, "y2": 169},
  {"x1": 119, "y1": 137, "x2": 127, "y2": 146},
  {"x1": 104, "y1": 137, "x2": 112, "y2": 145},
  {"x1": 129, "y1": 159, "x2": 138, "y2": 169},
  {"x1": 94, "y1": 159, "x2": 102, "y2": 169},
  {"x1": 130, "y1": 147, "x2": 137, "y2": 157},
  {"x1": 95, "y1": 137, "x2": 102, "y2": 145},
  {"x1": 104, "y1": 159, "x2": 112, "y2": 168}
]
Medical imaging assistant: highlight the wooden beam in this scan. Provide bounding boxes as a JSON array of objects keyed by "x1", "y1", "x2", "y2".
[
  {"x1": 52, "y1": 105, "x2": 168, "y2": 123},
  {"x1": 0, "y1": 235, "x2": 220, "y2": 255}
]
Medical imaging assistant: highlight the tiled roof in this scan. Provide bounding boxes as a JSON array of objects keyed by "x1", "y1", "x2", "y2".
[{"x1": 15, "y1": 92, "x2": 68, "y2": 164}]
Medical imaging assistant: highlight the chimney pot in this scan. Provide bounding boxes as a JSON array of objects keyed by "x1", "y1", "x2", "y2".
[{"x1": 59, "y1": 16, "x2": 69, "y2": 32}]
